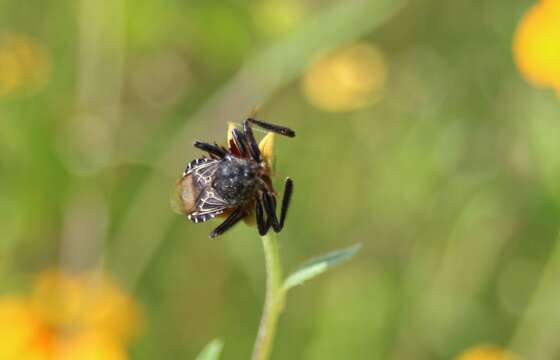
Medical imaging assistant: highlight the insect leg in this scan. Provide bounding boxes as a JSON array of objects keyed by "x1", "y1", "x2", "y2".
[
  {"x1": 242, "y1": 119, "x2": 263, "y2": 163},
  {"x1": 278, "y1": 178, "x2": 293, "y2": 230},
  {"x1": 231, "y1": 128, "x2": 249, "y2": 157},
  {"x1": 262, "y1": 191, "x2": 280, "y2": 232},
  {"x1": 193, "y1": 141, "x2": 226, "y2": 158},
  {"x1": 209, "y1": 207, "x2": 245, "y2": 238},
  {"x1": 247, "y1": 118, "x2": 295, "y2": 138},
  {"x1": 255, "y1": 196, "x2": 269, "y2": 236},
  {"x1": 261, "y1": 178, "x2": 293, "y2": 233}
]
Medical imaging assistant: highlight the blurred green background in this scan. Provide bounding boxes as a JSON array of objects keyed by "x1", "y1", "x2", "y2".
[{"x1": 1, "y1": 0, "x2": 559, "y2": 359}]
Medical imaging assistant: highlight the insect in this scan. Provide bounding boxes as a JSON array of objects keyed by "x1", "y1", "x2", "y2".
[{"x1": 175, "y1": 118, "x2": 295, "y2": 238}]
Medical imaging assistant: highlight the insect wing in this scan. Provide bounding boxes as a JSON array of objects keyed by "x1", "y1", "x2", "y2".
[
  {"x1": 185, "y1": 158, "x2": 230, "y2": 223},
  {"x1": 185, "y1": 158, "x2": 217, "y2": 179},
  {"x1": 189, "y1": 188, "x2": 229, "y2": 223}
]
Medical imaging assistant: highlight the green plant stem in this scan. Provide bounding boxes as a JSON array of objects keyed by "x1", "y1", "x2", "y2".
[{"x1": 252, "y1": 233, "x2": 286, "y2": 360}]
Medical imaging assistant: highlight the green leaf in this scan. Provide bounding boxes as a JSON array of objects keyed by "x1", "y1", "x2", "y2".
[
  {"x1": 195, "y1": 339, "x2": 224, "y2": 360},
  {"x1": 283, "y1": 243, "x2": 362, "y2": 291}
]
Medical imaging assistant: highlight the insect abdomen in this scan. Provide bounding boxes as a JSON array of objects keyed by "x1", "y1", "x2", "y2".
[{"x1": 174, "y1": 174, "x2": 198, "y2": 214}]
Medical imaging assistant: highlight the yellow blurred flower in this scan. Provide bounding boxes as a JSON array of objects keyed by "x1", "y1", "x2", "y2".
[
  {"x1": 0, "y1": 270, "x2": 141, "y2": 360},
  {"x1": 513, "y1": 0, "x2": 560, "y2": 95},
  {"x1": 302, "y1": 42, "x2": 387, "y2": 112},
  {"x1": 455, "y1": 344, "x2": 518, "y2": 360},
  {"x1": 0, "y1": 33, "x2": 50, "y2": 98}
]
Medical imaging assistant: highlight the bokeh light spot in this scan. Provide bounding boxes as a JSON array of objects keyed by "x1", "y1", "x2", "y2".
[
  {"x1": 302, "y1": 42, "x2": 387, "y2": 112},
  {"x1": 454, "y1": 345, "x2": 518, "y2": 360},
  {"x1": 0, "y1": 33, "x2": 50, "y2": 98},
  {"x1": 254, "y1": 0, "x2": 305, "y2": 38}
]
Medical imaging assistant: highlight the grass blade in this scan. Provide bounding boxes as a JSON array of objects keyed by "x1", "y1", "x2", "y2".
[
  {"x1": 283, "y1": 243, "x2": 362, "y2": 291},
  {"x1": 195, "y1": 339, "x2": 224, "y2": 360}
]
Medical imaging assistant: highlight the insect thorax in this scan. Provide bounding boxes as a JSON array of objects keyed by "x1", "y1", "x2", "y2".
[{"x1": 213, "y1": 157, "x2": 260, "y2": 204}]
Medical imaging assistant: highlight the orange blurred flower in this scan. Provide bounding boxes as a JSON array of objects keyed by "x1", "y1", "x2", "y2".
[
  {"x1": 0, "y1": 270, "x2": 141, "y2": 360},
  {"x1": 302, "y1": 42, "x2": 387, "y2": 112},
  {"x1": 0, "y1": 33, "x2": 50, "y2": 98},
  {"x1": 513, "y1": 0, "x2": 560, "y2": 95},
  {"x1": 454, "y1": 344, "x2": 518, "y2": 360}
]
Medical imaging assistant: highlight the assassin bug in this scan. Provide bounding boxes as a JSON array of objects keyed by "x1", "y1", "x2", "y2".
[{"x1": 175, "y1": 118, "x2": 295, "y2": 238}]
